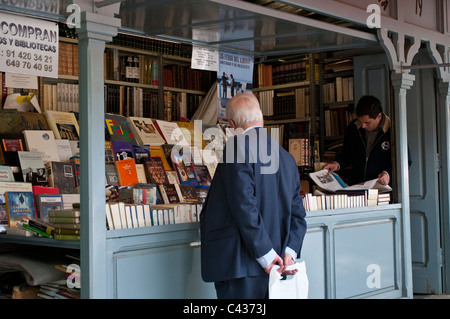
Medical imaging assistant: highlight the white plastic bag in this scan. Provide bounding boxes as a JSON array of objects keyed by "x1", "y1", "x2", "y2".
[{"x1": 269, "y1": 261, "x2": 309, "y2": 299}]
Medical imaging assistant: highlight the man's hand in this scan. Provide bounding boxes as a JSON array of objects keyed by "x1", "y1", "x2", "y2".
[
  {"x1": 323, "y1": 162, "x2": 339, "y2": 174},
  {"x1": 281, "y1": 254, "x2": 298, "y2": 276},
  {"x1": 264, "y1": 254, "x2": 284, "y2": 275},
  {"x1": 377, "y1": 172, "x2": 390, "y2": 185}
]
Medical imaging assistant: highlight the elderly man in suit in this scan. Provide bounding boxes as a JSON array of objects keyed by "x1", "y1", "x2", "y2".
[{"x1": 200, "y1": 92, "x2": 307, "y2": 299}]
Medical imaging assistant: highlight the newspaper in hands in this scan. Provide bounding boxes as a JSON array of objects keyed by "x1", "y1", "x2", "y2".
[{"x1": 309, "y1": 169, "x2": 392, "y2": 193}]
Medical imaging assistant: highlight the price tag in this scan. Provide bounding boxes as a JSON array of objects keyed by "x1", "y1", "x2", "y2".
[{"x1": 0, "y1": 12, "x2": 58, "y2": 78}]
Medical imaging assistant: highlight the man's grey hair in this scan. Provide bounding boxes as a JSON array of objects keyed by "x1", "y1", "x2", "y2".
[{"x1": 226, "y1": 92, "x2": 263, "y2": 128}]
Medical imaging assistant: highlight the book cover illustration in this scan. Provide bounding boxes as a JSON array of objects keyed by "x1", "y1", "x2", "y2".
[
  {"x1": 45, "y1": 161, "x2": 77, "y2": 194},
  {"x1": 176, "y1": 184, "x2": 199, "y2": 203},
  {"x1": 194, "y1": 164, "x2": 212, "y2": 187},
  {"x1": 133, "y1": 144, "x2": 150, "y2": 164},
  {"x1": 112, "y1": 141, "x2": 135, "y2": 161},
  {"x1": 35, "y1": 194, "x2": 63, "y2": 221},
  {"x1": 171, "y1": 152, "x2": 198, "y2": 186},
  {"x1": 5, "y1": 191, "x2": 36, "y2": 228},
  {"x1": 128, "y1": 116, "x2": 165, "y2": 145},
  {"x1": 142, "y1": 157, "x2": 169, "y2": 185},
  {"x1": 105, "y1": 141, "x2": 115, "y2": 163},
  {"x1": 160, "y1": 184, "x2": 182, "y2": 204},
  {"x1": 17, "y1": 151, "x2": 49, "y2": 186},
  {"x1": 44, "y1": 110, "x2": 80, "y2": 140}
]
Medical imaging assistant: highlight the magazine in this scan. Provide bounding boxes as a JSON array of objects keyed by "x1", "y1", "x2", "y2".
[{"x1": 309, "y1": 169, "x2": 392, "y2": 193}]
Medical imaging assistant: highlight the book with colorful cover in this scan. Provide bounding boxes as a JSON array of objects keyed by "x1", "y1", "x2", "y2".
[
  {"x1": 112, "y1": 140, "x2": 135, "y2": 162},
  {"x1": 171, "y1": 151, "x2": 198, "y2": 186},
  {"x1": 193, "y1": 164, "x2": 212, "y2": 188},
  {"x1": 5, "y1": 191, "x2": 36, "y2": 228},
  {"x1": 115, "y1": 158, "x2": 139, "y2": 187},
  {"x1": 158, "y1": 184, "x2": 182, "y2": 204},
  {"x1": 141, "y1": 157, "x2": 169, "y2": 185},
  {"x1": 175, "y1": 184, "x2": 199, "y2": 203},
  {"x1": 104, "y1": 113, "x2": 138, "y2": 145},
  {"x1": 149, "y1": 145, "x2": 171, "y2": 171}
]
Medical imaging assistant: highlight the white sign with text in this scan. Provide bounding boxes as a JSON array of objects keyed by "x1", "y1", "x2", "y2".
[{"x1": 0, "y1": 12, "x2": 58, "y2": 78}]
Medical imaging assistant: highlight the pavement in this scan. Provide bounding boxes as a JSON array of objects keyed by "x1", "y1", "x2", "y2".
[{"x1": 414, "y1": 294, "x2": 450, "y2": 299}]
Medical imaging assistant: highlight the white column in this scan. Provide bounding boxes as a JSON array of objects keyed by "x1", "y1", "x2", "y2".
[
  {"x1": 391, "y1": 72, "x2": 415, "y2": 299},
  {"x1": 438, "y1": 81, "x2": 450, "y2": 293},
  {"x1": 77, "y1": 11, "x2": 120, "y2": 299}
]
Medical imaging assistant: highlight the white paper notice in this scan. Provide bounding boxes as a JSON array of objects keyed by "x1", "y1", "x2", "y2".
[
  {"x1": 191, "y1": 45, "x2": 219, "y2": 71},
  {"x1": 0, "y1": 12, "x2": 58, "y2": 78}
]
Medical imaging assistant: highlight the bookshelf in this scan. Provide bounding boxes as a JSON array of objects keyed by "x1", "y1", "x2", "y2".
[
  {"x1": 40, "y1": 24, "x2": 216, "y2": 122},
  {"x1": 253, "y1": 54, "x2": 318, "y2": 181},
  {"x1": 318, "y1": 55, "x2": 355, "y2": 169}
]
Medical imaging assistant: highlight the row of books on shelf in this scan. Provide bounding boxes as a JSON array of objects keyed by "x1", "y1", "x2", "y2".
[
  {"x1": 105, "y1": 201, "x2": 202, "y2": 230},
  {"x1": 264, "y1": 124, "x2": 312, "y2": 167},
  {"x1": 322, "y1": 76, "x2": 354, "y2": 104},
  {"x1": 0, "y1": 183, "x2": 80, "y2": 239},
  {"x1": 324, "y1": 105, "x2": 356, "y2": 137},
  {"x1": 259, "y1": 87, "x2": 310, "y2": 120},
  {"x1": 105, "y1": 86, "x2": 203, "y2": 122},
  {"x1": 302, "y1": 189, "x2": 391, "y2": 212},
  {"x1": 59, "y1": 22, "x2": 192, "y2": 58},
  {"x1": 255, "y1": 57, "x2": 317, "y2": 88}
]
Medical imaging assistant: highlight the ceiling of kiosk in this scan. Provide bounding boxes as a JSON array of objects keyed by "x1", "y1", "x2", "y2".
[
  {"x1": 117, "y1": 0, "x2": 378, "y2": 57},
  {"x1": 0, "y1": 0, "x2": 378, "y2": 58}
]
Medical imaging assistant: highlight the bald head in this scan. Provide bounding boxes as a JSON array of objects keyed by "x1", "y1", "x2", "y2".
[{"x1": 226, "y1": 92, "x2": 264, "y2": 130}]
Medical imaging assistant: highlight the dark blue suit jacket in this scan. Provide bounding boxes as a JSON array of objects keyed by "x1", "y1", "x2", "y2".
[{"x1": 200, "y1": 127, "x2": 307, "y2": 283}]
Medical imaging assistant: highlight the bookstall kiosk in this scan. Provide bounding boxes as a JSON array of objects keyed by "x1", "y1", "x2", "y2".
[{"x1": 0, "y1": 0, "x2": 449, "y2": 299}]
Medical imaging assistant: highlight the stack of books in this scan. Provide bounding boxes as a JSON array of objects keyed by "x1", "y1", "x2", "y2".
[{"x1": 48, "y1": 207, "x2": 80, "y2": 240}]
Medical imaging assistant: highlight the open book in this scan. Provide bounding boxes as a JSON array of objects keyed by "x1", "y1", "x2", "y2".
[{"x1": 309, "y1": 169, "x2": 392, "y2": 193}]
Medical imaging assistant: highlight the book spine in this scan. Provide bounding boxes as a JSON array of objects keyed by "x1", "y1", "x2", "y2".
[{"x1": 18, "y1": 221, "x2": 51, "y2": 238}]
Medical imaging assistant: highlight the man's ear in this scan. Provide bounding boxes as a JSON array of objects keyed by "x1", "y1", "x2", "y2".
[{"x1": 229, "y1": 119, "x2": 236, "y2": 129}]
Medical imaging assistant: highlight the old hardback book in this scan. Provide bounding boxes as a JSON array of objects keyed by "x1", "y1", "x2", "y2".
[
  {"x1": 45, "y1": 161, "x2": 77, "y2": 194},
  {"x1": 127, "y1": 116, "x2": 165, "y2": 145},
  {"x1": 141, "y1": 157, "x2": 169, "y2": 185},
  {"x1": 158, "y1": 184, "x2": 182, "y2": 204},
  {"x1": 44, "y1": 110, "x2": 80, "y2": 140}
]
